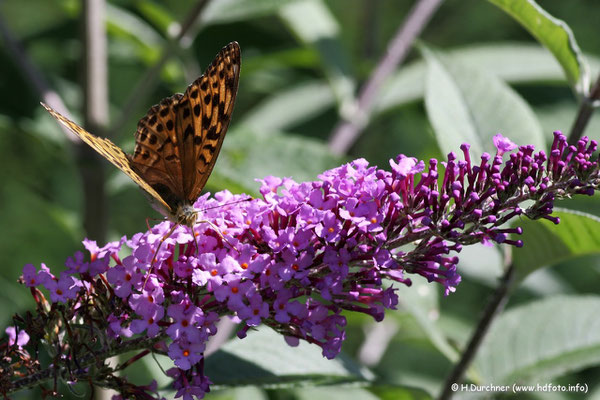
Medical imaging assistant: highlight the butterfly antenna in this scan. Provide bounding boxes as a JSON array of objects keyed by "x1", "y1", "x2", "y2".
[
  {"x1": 200, "y1": 196, "x2": 252, "y2": 212},
  {"x1": 194, "y1": 214, "x2": 239, "y2": 255},
  {"x1": 191, "y1": 198, "x2": 251, "y2": 254}
]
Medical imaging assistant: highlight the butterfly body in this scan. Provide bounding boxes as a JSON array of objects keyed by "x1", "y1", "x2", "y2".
[{"x1": 42, "y1": 42, "x2": 241, "y2": 228}]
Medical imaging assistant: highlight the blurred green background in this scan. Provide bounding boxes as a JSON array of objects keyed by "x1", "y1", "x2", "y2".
[{"x1": 2, "y1": 0, "x2": 600, "y2": 399}]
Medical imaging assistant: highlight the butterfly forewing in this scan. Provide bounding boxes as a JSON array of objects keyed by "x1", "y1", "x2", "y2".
[
  {"x1": 40, "y1": 102, "x2": 171, "y2": 212},
  {"x1": 181, "y1": 42, "x2": 241, "y2": 203}
]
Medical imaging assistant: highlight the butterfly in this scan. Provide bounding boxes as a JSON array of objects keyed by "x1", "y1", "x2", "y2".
[{"x1": 42, "y1": 42, "x2": 241, "y2": 231}]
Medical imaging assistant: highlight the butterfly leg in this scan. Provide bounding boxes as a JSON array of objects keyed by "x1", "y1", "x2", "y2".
[
  {"x1": 143, "y1": 222, "x2": 179, "y2": 289},
  {"x1": 195, "y1": 217, "x2": 239, "y2": 254},
  {"x1": 190, "y1": 224, "x2": 201, "y2": 255},
  {"x1": 145, "y1": 217, "x2": 162, "y2": 231}
]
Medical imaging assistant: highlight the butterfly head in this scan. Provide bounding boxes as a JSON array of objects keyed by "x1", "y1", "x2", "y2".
[{"x1": 175, "y1": 203, "x2": 199, "y2": 228}]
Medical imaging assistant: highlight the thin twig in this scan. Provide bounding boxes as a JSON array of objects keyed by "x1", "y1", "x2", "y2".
[
  {"x1": 84, "y1": 0, "x2": 109, "y2": 132},
  {"x1": 568, "y1": 72, "x2": 600, "y2": 144},
  {"x1": 438, "y1": 253, "x2": 516, "y2": 400},
  {"x1": 328, "y1": 0, "x2": 444, "y2": 155},
  {"x1": 109, "y1": 0, "x2": 211, "y2": 137}
]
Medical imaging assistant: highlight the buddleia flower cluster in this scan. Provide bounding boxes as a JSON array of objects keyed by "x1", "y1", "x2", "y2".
[{"x1": 2, "y1": 132, "x2": 599, "y2": 399}]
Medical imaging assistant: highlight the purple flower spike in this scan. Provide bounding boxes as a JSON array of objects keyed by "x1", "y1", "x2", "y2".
[{"x1": 13, "y1": 130, "x2": 600, "y2": 400}]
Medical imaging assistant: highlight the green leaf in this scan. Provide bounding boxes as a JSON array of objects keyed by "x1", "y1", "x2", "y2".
[
  {"x1": 205, "y1": 386, "x2": 269, "y2": 400},
  {"x1": 538, "y1": 100, "x2": 600, "y2": 138},
  {"x1": 205, "y1": 327, "x2": 373, "y2": 387},
  {"x1": 368, "y1": 385, "x2": 433, "y2": 400},
  {"x1": 0, "y1": 0, "x2": 68, "y2": 37},
  {"x1": 279, "y1": 0, "x2": 355, "y2": 110},
  {"x1": 201, "y1": 0, "x2": 305, "y2": 25},
  {"x1": 455, "y1": 244, "x2": 503, "y2": 286},
  {"x1": 106, "y1": 2, "x2": 163, "y2": 61},
  {"x1": 290, "y1": 385, "x2": 432, "y2": 400},
  {"x1": 215, "y1": 128, "x2": 343, "y2": 195},
  {"x1": 293, "y1": 387, "x2": 378, "y2": 400},
  {"x1": 135, "y1": 2, "x2": 176, "y2": 35},
  {"x1": 395, "y1": 277, "x2": 459, "y2": 363},
  {"x1": 0, "y1": 181, "x2": 81, "y2": 321},
  {"x1": 512, "y1": 208, "x2": 600, "y2": 282},
  {"x1": 474, "y1": 295, "x2": 600, "y2": 383},
  {"x1": 239, "y1": 81, "x2": 335, "y2": 132},
  {"x1": 422, "y1": 47, "x2": 544, "y2": 158},
  {"x1": 375, "y1": 43, "x2": 600, "y2": 115},
  {"x1": 487, "y1": 0, "x2": 589, "y2": 94}
]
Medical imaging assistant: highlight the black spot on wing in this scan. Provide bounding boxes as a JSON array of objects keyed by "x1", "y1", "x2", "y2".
[
  {"x1": 184, "y1": 125, "x2": 194, "y2": 139},
  {"x1": 203, "y1": 143, "x2": 216, "y2": 153},
  {"x1": 202, "y1": 115, "x2": 210, "y2": 129},
  {"x1": 206, "y1": 126, "x2": 218, "y2": 140}
]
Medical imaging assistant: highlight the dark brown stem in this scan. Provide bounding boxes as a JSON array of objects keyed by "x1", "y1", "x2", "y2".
[
  {"x1": 438, "y1": 257, "x2": 516, "y2": 400},
  {"x1": 81, "y1": 0, "x2": 109, "y2": 242},
  {"x1": 109, "y1": 0, "x2": 211, "y2": 137},
  {"x1": 328, "y1": 0, "x2": 444, "y2": 155},
  {"x1": 568, "y1": 72, "x2": 600, "y2": 144}
]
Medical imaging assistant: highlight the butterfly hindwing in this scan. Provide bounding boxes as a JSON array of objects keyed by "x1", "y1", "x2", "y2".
[
  {"x1": 40, "y1": 102, "x2": 171, "y2": 212},
  {"x1": 130, "y1": 93, "x2": 186, "y2": 211}
]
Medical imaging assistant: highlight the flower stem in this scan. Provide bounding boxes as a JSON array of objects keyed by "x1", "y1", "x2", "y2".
[
  {"x1": 328, "y1": 0, "x2": 444, "y2": 155},
  {"x1": 438, "y1": 257, "x2": 516, "y2": 400},
  {"x1": 568, "y1": 72, "x2": 600, "y2": 144}
]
